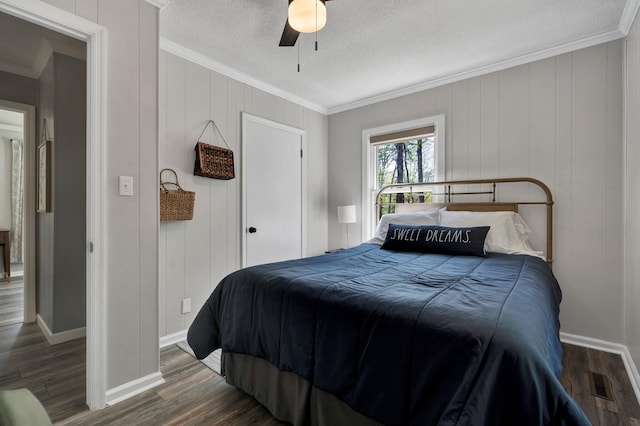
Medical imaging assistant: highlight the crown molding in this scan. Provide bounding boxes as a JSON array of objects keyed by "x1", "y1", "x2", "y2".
[
  {"x1": 620, "y1": 0, "x2": 640, "y2": 35},
  {"x1": 159, "y1": 37, "x2": 328, "y2": 115},
  {"x1": 160, "y1": 0, "x2": 635, "y2": 116},
  {"x1": 144, "y1": 0, "x2": 171, "y2": 9},
  {"x1": 328, "y1": 28, "x2": 625, "y2": 114}
]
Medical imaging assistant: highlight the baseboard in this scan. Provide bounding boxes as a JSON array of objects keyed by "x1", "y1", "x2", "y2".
[
  {"x1": 36, "y1": 314, "x2": 86, "y2": 345},
  {"x1": 159, "y1": 329, "x2": 187, "y2": 348},
  {"x1": 105, "y1": 372, "x2": 165, "y2": 406},
  {"x1": 560, "y1": 332, "x2": 640, "y2": 405}
]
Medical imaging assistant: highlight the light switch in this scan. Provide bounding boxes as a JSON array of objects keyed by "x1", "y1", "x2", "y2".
[{"x1": 119, "y1": 176, "x2": 133, "y2": 197}]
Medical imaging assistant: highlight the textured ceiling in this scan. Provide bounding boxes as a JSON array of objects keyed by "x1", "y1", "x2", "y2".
[{"x1": 161, "y1": 0, "x2": 631, "y2": 113}]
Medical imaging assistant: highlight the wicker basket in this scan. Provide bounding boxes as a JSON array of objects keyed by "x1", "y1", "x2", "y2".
[
  {"x1": 194, "y1": 142, "x2": 235, "y2": 180},
  {"x1": 193, "y1": 120, "x2": 235, "y2": 180},
  {"x1": 160, "y1": 168, "x2": 195, "y2": 221}
]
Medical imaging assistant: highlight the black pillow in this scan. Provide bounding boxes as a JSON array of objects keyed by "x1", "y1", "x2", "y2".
[{"x1": 381, "y1": 224, "x2": 490, "y2": 257}]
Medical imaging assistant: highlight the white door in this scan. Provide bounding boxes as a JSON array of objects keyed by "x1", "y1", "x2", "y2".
[{"x1": 242, "y1": 113, "x2": 305, "y2": 267}]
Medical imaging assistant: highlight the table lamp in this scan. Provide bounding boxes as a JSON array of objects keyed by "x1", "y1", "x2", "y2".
[{"x1": 337, "y1": 205, "x2": 357, "y2": 248}]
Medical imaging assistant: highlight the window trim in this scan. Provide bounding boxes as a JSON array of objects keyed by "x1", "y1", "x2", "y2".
[{"x1": 361, "y1": 115, "x2": 445, "y2": 241}]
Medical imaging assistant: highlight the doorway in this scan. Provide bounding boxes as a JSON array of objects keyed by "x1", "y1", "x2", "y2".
[
  {"x1": 0, "y1": 107, "x2": 24, "y2": 326},
  {"x1": 0, "y1": 100, "x2": 36, "y2": 325},
  {"x1": 0, "y1": 1, "x2": 107, "y2": 410},
  {"x1": 242, "y1": 113, "x2": 306, "y2": 267}
]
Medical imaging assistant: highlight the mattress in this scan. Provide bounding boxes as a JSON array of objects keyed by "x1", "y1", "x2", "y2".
[{"x1": 188, "y1": 243, "x2": 590, "y2": 425}]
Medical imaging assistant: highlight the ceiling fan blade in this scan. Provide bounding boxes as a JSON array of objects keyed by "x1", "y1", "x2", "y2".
[{"x1": 279, "y1": 19, "x2": 300, "y2": 46}]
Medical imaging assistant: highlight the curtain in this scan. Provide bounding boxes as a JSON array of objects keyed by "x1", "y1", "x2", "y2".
[{"x1": 10, "y1": 139, "x2": 23, "y2": 264}]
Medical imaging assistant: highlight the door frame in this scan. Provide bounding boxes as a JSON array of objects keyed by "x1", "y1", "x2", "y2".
[
  {"x1": 0, "y1": 0, "x2": 108, "y2": 409},
  {"x1": 241, "y1": 112, "x2": 307, "y2": 267},
  {"x1": 0, "y1": 100, "x2": 36, "y2": 323}
]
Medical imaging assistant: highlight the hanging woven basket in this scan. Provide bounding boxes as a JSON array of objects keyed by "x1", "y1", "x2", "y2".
[{"x1": 160, "y1": 168, "x2": 195, "y2": 221}]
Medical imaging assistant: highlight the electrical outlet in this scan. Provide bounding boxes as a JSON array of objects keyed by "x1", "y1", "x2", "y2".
[{"x1": 181, "y1": 298, "x2": 191, "y2": 314}]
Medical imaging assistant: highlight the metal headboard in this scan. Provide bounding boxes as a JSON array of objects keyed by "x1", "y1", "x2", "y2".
[{"x1": 375, "y1": 177, "x2": 554, "y2": 266}]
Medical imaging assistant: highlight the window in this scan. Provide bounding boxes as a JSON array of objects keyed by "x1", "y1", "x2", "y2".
[
  {"x1": 362, "y1": 115, "x2": 445, "y2": 240},
  {"x1": 372, "y1": 128, "x2": 436, "y2": 215}
]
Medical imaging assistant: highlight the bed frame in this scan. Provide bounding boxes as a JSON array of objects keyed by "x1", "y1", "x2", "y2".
[{"x1": 375, "y1": 177, "x2": 554, "y2": 265}]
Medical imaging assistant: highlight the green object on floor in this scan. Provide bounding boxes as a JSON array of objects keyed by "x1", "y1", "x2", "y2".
[{"x1": 0, "y1": 388, "x2": 52, "y2": 426}]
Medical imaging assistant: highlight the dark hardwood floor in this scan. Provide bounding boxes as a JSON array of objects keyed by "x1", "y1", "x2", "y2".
[
  {"x1": 560, "y1": 343, "x2": 640, "y2": 425},
  {"x1": 60, "y1": 344, "x2": 285, "y2": 426},
  {"x1": 0, "y1": 323, "x2": 86, "y2": 422},
  {"x1": 0, "y1": 318, "x2": 638, "y2": 425},
  {"x1": 0, "y1": 278, "x2": 23, "y2": 327}
]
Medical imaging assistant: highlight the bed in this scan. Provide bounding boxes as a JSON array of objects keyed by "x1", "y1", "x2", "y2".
[{"x1": 188, "y1": 178, "x2": 591, "y2": 425}]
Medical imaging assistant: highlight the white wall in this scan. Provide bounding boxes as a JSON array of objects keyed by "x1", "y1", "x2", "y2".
[
  {"x1": 40, "y1": 0, "x2": 160, "y2": 391},
  {"x1": 0, "y1": 128, "x2": 20, "y2": 231},
  {"x1": 624, "y1": 12, "x2": 640, "y2": 369},
  {"x1": 158, "y1": 50, "x2": 328, "y2": 338},
  {"x1": 329, "y1": 41, "x2": 624, "y2": 343}
]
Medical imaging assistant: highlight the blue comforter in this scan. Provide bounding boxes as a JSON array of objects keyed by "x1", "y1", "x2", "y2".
[{"x1": 188, "y1": 244, "x2": 590, "y2": 425}]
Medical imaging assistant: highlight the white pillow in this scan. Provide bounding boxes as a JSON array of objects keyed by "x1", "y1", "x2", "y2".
[
  {"x1": 367, "y1": 208, "x2": 440, "y2": 245},
  {"x1": 438, "y1": 210, "x2": 544, "y2": 258}
]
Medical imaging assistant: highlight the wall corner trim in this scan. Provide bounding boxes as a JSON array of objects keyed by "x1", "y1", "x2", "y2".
[
  {"x1": 159, "y1": 329, "x2": 187, "y2": 348},
  {"x1": 560, "y1": 332, "x2": 640, "y2": 406},
  {"x1": 327, "y1": 29, "x2": 625, "y2": 114},
  {"x1": 36, "y1": 314, "x2": 86, "y2": 345},
  {"x1": 105, "y1": 372, "x2": 165, "y2": 406}
]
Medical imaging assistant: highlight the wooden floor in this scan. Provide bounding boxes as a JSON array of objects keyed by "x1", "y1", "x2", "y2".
[
  {"x1": 0, "y1": 320, "x2": 638, "y2": 425},
  {"x1": 0, "y1": 323, "x2": 87, "y2": 422},
  {"x1": 60, "y1": 344, "x2": 285, "y2": 426},
  {"x1": 560, "y1": 343, "x2": 640, "y2": 425},
  {"x1": 0, "y1": 278, "x2": 23, "y2": 327}
]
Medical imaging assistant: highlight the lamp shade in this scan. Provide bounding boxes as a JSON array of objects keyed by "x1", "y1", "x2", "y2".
[
  {"x1": 288, "y1": 0, "x2": 327, "y2": 33},
  {"x1": 337, "y1": 205, "x2": 356, "y2": 224}
]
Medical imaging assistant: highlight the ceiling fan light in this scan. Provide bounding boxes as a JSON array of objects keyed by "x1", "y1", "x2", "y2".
[{"x1": 288, "y1": 0, "x2": 327, "y2": 33}]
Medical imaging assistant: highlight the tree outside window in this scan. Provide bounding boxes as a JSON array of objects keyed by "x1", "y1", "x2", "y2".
[{"x1": 374, "y1": 137, "x2": 435, "y2": 215}]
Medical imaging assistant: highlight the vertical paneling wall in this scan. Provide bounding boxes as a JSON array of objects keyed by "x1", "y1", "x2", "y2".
[
  {"x1": 158, "y1": 51, "x2": 328, "y2": 338},
  {"x1": 328, "y1": 41, "x2": 624, "y2": 343},
  {"x1": 624, "y1": 14, "x2": 640, "y2": 369},
  {"x1": 36, "y1": 53, "x2": 87, "y2": 335},
  {"x1": 41, "y1": 0, "x2": 160, "y2": 391}
]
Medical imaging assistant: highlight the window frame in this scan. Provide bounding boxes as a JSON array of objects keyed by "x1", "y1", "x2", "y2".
[{"x1": 361, "y1": 115, "x2": 446, "y2": 241}]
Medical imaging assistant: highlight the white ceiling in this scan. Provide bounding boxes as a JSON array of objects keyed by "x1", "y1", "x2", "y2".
[{"x1": 160, "y1": 0, "x2": 637, "y2": 114}]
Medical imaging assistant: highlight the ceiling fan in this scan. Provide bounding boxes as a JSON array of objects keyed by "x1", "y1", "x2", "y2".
[{"x1": 279, "y1": 0, "x2": 333, "y2": 47}]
